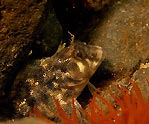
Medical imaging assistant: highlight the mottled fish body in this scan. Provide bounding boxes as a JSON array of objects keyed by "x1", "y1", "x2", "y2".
[{"x1": 12, "y1": 41, "x2": 103, "y2": 120}]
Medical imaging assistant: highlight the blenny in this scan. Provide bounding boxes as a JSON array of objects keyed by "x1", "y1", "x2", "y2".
[{"x1": 12, "y1": 35, "x2": 103, "y2": 120}]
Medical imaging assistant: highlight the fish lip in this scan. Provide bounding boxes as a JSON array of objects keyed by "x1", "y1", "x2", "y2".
[
  {"x1": 90, "y1": 45, "x2": 104, "y2": 61},
  {"x1": 96, "y1": 46, "x2": 104, "y2": 60}
]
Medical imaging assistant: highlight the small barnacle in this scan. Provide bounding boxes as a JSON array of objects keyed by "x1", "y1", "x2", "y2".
[
  {"x1": 19, "y1": 99, "x2": 27, "y2": 108},
  {"x1": 56, "y1": 76, "x2": 59, "y2": 80},
  {"x1": 11, "y1": 46, "x2": 16, "y2": 52},
  {"x1": 58, "y1": 59, "x2": 62, "y2": 63},
  {"x1": 43, "y1": 73, "x2": 47, "y2": 77},
  {"x1": 42, "y1": 63, "x2": 48, "y2": 69},
  {"x1": 30, "y1": 90, "x2": 34, "y2": 95},
  {"x1": 53, "y1": 82, "x2": 59, "y2": 88},
  {"x1": 35, "y1": 81, "x2": 39, "y2": 86},
  {"x1": 26, "y1": 78, "x2": 35, "y2": 84},
  {"x1": 40, "y1": 59, "x2": 48, "y2": 69},
  {"x1": 64, "y1": 58, "x2": 71, "y2": 62}
]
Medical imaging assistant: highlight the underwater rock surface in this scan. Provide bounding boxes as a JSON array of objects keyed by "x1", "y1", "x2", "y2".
[
  {"x1": 0, "y1": 0, "x2": 63, "y2": 97},
  {"x1": 88, "y1": 0, "x2": 149, "y2": 78},
  {"x1": 0, "y1": 117, "x2": 51, "y2": 124}
]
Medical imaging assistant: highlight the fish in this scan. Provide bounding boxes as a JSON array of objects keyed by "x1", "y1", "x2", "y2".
[{"x1": 12, "y1": 36, "x2": 104, "y2": 121}]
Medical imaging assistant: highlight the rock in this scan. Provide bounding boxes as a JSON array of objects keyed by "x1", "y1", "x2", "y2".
[
  {"x1": 52, "y1": 0, "x2": 111, "y2": 43},
  {"x1": 132, "y1": 62, "x2": 149, "y2": 101},
  {"x1": 0, "y1": 0, "x2": 62, "y2": 97},
  {"x1": 83, "y1": 0, "x2": 111, "y2": 11},
  {"x1": 31, "y1": 0, "x2": 63, "y2": 58},
  {"x1": 87, "y1": 0, "x2": 149, "y2": 79},
  {"x1": 0, "y1": 117, "x2": 53, "y2": 124}
]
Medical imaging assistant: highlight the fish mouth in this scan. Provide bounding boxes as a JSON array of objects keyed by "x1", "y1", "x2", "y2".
[
  {"x1": 86, "y1": 45, "x2": 104, "y2": 75},
  {"x1": 93, "y1": 46, "x2": 103, "y2": 60},
  {"x1": 87, "y1": 45, "x2": 104, "y2": 65}
]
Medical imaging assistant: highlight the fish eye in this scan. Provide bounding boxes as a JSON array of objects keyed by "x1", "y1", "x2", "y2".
[
  {"x1": 77, "y1": 51, "x2": 82, "y2": 57},
  {"x1": 75, "y1": 50, "x2": 84, "y2": 59}
]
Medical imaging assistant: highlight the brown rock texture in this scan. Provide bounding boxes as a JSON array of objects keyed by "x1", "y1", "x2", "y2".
[
  {"x1": 88, "y1": 0, "x2": 149, "y2": 78},
  {"x1": 0, "y1": 0, "x2": 63, "y2": 97}
]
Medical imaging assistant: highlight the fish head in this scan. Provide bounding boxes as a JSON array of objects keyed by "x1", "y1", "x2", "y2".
[{"x1": 55, "y1": 42, "x2": 104, "y2": 95}]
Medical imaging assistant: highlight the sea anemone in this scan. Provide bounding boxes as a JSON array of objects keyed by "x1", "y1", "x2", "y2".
[
  {"x1": 33, "y1": 79, "x2": 149, "y2": 124},
  {"x1": 82, "y1": 79, "x2": 149, "y2": 124}
]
